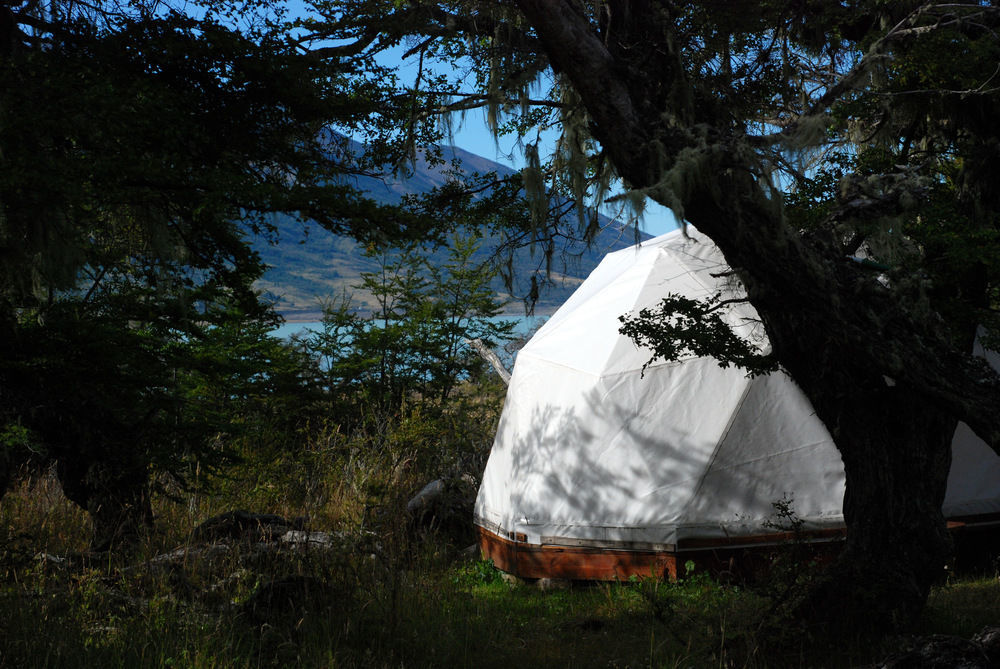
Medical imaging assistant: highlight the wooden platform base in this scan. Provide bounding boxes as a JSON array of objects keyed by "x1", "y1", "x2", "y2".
[
  {"x1": 476, "y1": 525, "x2": 846, "y2": 581},
  {"x1": 477, "y1": 516, "x2": 1000, "y2": 582},
  {"x1": 477, "y1": 527, "x2": 679, "y2": 580}
]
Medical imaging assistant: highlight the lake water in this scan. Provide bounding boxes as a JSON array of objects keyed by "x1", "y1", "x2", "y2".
[{"x1": 270, "y1": 313, "x2": 549, "y2": 341}]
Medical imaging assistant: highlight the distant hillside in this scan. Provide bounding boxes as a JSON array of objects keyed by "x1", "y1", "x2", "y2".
[{"x1": 252, "y1": 144, "x2": 649, "y2": 320}]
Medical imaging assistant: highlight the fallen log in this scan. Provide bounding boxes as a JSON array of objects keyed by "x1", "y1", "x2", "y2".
[{"x1": 466, "y1": 338, "x2": 511, "y2": 385}]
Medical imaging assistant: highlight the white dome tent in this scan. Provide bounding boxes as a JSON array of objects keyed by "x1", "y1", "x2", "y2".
[{"x1": 474, "y1": 227, "x2": 1000, "y2": 580}]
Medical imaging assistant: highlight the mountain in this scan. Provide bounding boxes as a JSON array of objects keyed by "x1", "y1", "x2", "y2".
[{"x1": 252, "y1": 144, "x2": 650, "y2": 320}]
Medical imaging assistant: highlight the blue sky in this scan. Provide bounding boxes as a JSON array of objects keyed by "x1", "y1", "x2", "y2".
[{"x1": 278, "y1": 2, "x2": 681, "y2": 237}]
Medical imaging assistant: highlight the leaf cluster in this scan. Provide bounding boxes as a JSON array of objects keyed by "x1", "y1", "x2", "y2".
[{"x1": 618, "y1": 292, "x2": 777, "y2": 377}]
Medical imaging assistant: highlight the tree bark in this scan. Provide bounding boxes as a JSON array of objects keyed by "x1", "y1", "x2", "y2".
[
  {"x1": 822, "y1": 395, "x2": 954, "y2": 632},
  {"x1": 780, "y1": 363, "x2": 956, "y2": 633},
  {"x1": 684, "y1": 182, "x2": 959, "y2": 632},
  {"x1": 57, "y1": 453, "x2": 153, "y2": 553}
]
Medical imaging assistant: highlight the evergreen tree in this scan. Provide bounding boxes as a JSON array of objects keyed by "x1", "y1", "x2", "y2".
[
  {"x1": 306, "y1": 235, "x2": 515, "y2": 419},
  {"x1": 0, "y1": 0, "x2": 431, "y2": 548}
]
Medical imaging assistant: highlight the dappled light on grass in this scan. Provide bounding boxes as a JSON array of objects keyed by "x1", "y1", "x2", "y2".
[
  {"x1": 923, "y1": 578, "x2": 1000, "y2": 638},
  {"x1": 0, "y1": 474, "x2": 92, "y2": 559}
]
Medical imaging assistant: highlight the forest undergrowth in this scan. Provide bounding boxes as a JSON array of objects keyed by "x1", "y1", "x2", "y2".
[{"x1": 2, "y1": 383, "x2": 999, "y2": 669}]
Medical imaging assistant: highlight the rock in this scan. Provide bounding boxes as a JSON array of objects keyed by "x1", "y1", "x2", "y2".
[
  {"x1": 878, "y1": 634, "x2": 992, "y2": 668},
  {"x1": 972, "y1": 627, "x2": 1000, "y2": 666},
  {"x1": 36, "y1": 552, "x2": 68, "y2": 566},
  {"x1": 279, "y1": 530, "x2": 334, "y2": 547},
  {"x1": 405, "y1": 476, "x2": 478, "y2": 543},
  {"x1": 406, "y1": 480, "x2": 445, "y2": 514},
  {"x1": 537, "y1": 577, "x2": 572, "y2": 591},
  {"x1": 191, "y1": 510, "x2": 304, "y2": 543},
  {"x1": 500, "y1": 572, "x2": 524, "y2": 586}
]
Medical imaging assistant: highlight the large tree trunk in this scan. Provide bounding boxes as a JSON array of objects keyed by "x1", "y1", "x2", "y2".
[
  {"x1": 685, "y1": 181, "x2": 961, "y2": 632},
  {"x1": 789, "y1": 374, "x2": 957, "y2": 632},
  {"x1": 687, "y1": 192, "x2": 959, "y2": 632},
  {"x1": 831, "y1": 401, "x2": 954, "y2": 631},
  {"x1": 57, "y1": 453, "x2": 153, "y2": 553}
]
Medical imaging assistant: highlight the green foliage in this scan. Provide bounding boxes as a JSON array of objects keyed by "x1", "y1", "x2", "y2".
[
  {"x1": 754, "y1": 496, "x2": 828, "y2": 631},
  {"x1": 618, "y1": 293, "x2": 779, "y2": 376},
  {"x1": 0, "y1": 276, "x2": 324, "y2": 549},
  {"x1": 784, "y1": 148, "x2": 1000, "y2": 350},
  {"x1": 0, "y1": 424, "x2": 33, "y2": 452},
  {"x1": 305, "y1": 234, "x2": 516, "y2": 419},
  {"x1": 2, "y1": 10, "x2": 348, "y2": 308},
  {"x1": 451, "y1": 558, "x2": 506, "y2": 588},
  {"x1": 0, "y1": 0, "x2": 447, "y2": 546},
  {"x1": 0, "y1": 422, "x2": 42, "y2": 490}
]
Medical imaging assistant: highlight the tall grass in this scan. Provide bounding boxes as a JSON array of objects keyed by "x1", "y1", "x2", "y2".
[{"x1": 2, "y1": 383, "x2": 999, "y2": 667}]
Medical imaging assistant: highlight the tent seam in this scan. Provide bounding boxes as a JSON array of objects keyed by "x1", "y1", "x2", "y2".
[
  {"x1": 678, "y1": 379, "x2": 754, "y2": 521},
  {"x1": 517, "y1": 351, "x2": 704, "y2": 378},
  {"x1": 685, "y1": 438, "x2": 835, "y2": 473}
]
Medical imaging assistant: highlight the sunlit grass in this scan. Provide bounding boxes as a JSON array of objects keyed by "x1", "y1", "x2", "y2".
[
  {"x1": 922, "y1": 577, "x2": 1000, "y2": 638},
  {"x1": 1, "y1": 470, "x2": 774, "y2": 668}
]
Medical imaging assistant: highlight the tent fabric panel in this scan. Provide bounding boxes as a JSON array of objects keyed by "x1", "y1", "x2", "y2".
[
  {"x1": 526, "y1": 230, "x2": 748, "y2": 376},
  {"x1": 525, "y1": 257, "x2": 656, "y2": 375},
  {"x1": 531, "y1": 243, "x2": 650, "y2": 334},
  {"x1": 944, "y1": 422, "x2": 1000, "y2": 517},
  {"x1": 528, "y1": 243, "x2": 658, "y2": 348},
  {"x1": 474, "y1": 354, "x2": 754, "y2": 546},
  {"x1": 541, "y1": 359, "x2": 751, "y2": 527},
  {"x1": 942, "y1": 337, "x2": 1000, "y2": 517},
  {"x1": 527, "y1": 248, "x2": 688, "y2": 375},
  {"x1": 681, "y1": 371, "x2": 845, "y2": 527}
]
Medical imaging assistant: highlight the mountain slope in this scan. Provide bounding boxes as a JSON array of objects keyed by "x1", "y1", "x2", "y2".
[{"x1": 253, "y1": 145, "x2": 650, "y2": 319}]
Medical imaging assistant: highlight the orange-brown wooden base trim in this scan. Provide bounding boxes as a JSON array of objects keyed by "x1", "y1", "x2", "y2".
[
  {"x1": 478, "y1": 517, "x2": 1000, "y2": 582},
  {"x1": 475, "y1": 526, "x2": 848, "y2": 581},
  {"x1": 476, "y1": 526, "x2": 681, "y2": 580}
]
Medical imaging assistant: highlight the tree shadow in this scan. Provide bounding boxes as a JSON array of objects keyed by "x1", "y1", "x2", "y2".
[{"x1": 477, "y1": 355, "x2": 847, "y2": 551}]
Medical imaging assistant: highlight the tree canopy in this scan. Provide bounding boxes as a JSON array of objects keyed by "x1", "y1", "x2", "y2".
[{"x1": 0, "y1": 0, "x2": 475, "y2": 548}]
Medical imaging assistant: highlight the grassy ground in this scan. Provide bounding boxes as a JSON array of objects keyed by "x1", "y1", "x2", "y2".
[{"x1": 2, "y1": 444, "x2": 999, "y2": 668}]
